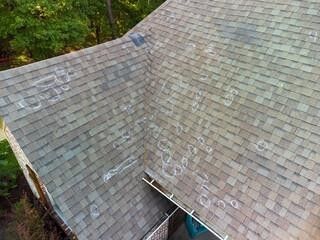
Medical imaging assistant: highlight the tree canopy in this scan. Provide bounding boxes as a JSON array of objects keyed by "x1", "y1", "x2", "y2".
[{"x1": 0, "y1": 0, "x2": 165, "y2": 69}]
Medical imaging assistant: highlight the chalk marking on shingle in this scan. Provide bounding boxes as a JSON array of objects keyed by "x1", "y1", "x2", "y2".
[
  {"x1": 216, "y1": 200, "x2": 226, "y2": 209},
  {"x1": 103, "y1": 155, "x2": 137, "y2": 182},
  {"x1": 90, "y1": 204, "x2": 100, "y2": 219},
  {"x1": 255, "y1": 140, "x2": 268, "y2": 152},
  {"x1": 230, "y1": 200, "x2": 239, "y2": 209}
]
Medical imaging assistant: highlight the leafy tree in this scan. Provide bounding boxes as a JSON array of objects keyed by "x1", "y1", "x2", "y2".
[
  {"x1": 75, "y1": 0, "x2": 166, "y2": 42},
  {"x1": 111, "y1": 0, "x2": 165, "y2": 37},
  {"x1": 0, "y1": 139, "x2": 21, "y2": 197},
  {"x1": 0, "y1": 0, "x2": 165, "y2": 68},
  {"x1": 0, "y1": 0, "x2": 89, "y2": 61},
  {"x1": 105, "y1": 0, "x2": 116, "y2": 39},
  {"x1": 75, "y1": 0, "x2": 113, "y2": 44}
]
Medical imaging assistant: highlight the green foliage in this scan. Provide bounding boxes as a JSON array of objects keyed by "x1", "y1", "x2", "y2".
[
  {"x1": 75, "y1": 0, "x2": 166, "y2": 41},
  {"x1": 0, "y1": 0, "x2": 89, "y2": 60},
  {"x1": 0, "y1": 140, "x2": 21, "y2": 197},
  {"x1": 4, "y1": 194, "x2": 59, "y2": 240},
  {"x1": 75, "y1": 0, "x2": 112, "y2": 43},
  {"x1": 0, "y1": 0, "x2": 166, "y2": 67},
  {"x1": 112, "y1": 0, "x2": 165, "y2": 36}
]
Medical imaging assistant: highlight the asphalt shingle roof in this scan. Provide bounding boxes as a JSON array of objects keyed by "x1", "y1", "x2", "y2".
[
  {"x1": 0, "y1": 35, "x2": 170, "y2": 239},
  {"x1": 143, "y1": 0, "x2": 320, "y2": 239},
  {"x1": 1, "y1": 0, "x2": 320, "y2": 239}
]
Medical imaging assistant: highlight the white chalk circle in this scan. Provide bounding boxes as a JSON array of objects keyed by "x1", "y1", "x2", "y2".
[
  {"x1": 176, "y1": 124, "x2": 183, "y2": 135},
  {"x1": 90, "y1": 204, "x2": 100, "y2": 219},
  {"x1": 188, "y1": 145, "x2": 197, "y2": 156},
  {"x1": 216, "y1": 200, "x2": 226, "y2": 209},
  {"x1": 60, "y1": 84, "x2": 71, "y2": 91},
  {"x1": 197, "y1": 136, "x2": 205, "y2": 145},
  {"x1": 18, "y1": 96, "x2": 42, "y2": 110},
  {"x1": 174, "y1": 164, "x2": 183, "y2": 176},
  {"x1": 200, "y1": 74, "x2": 208, "y2": 81},
  {"x1": 181, "y1": 156, "x2": 188, "y2": 169},
  {"x1": 229, "y1": 89, "x2": 239, "y2": 96},
  {"x1": 196, "y1": 90, "x2": 203, "y2": 100},
  {"x1": 223, "y1": 94, "x2": 234, "y2": 106},
  {"x1": 158, "y1": 139, "x2": 172, "y2": 151},
  {"x1": 199, "y1": 194, "x2": 211, "y2": 208},
  {"x1": 55, "y1": 67, "x2": 71, "y2": 83},
  {"x1": 206, "y1": 146, "x2": 213, "y2": 154},
  {"x1": 192, "y1": 102, "x2": 199, "y2": 112},
  {"x1": 135, "y1": 117, "x2": 147, "y2": 127},
  {"x1": 204, "y1": 44, "x2": 216, "y2": 56},
  {"x1": 161, "y1": 151, "x2": 172, "y2": 164},
  {"x1": 149, "y1": 122, "x2": 161, "y2": 138},
  {"x1": 123, "y1": 104, "x2": 134, "y2": 114},
  {"x1": 256, "y1": 140, "x2": 268, "y2": 152},
  {"x1": 152, "y1": 128, "x2": 161, "y2": 139},
  {"x1": 46, "y1": 88, "x2": 62, "y2": 103},
  {"x1": 162, "y1": 163, "x2": 176, "y2": 178},
  {"x1": 230, "y1": 199, "x2": 239, "y2": 209},
  {"x1": 122, "y1": 130, "x2": 131, "y2": 140},
  {"x1": 55, "y1": 72, "x2": 71, "y2": 91}
]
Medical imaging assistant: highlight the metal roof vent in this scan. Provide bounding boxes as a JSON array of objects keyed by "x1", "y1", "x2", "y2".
[{"x1": 129, "y1": 32, "x2": 145, "y2": 47}]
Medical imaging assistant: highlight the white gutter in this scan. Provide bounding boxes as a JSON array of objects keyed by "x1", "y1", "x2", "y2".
[{"x1": 142, "y1": 177, "x2": 227, "y2": 240}]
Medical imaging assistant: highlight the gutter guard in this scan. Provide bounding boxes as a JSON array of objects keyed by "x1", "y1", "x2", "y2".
[{"x1": 144, "y1": 207, "x2": 179, "y2": 240}]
